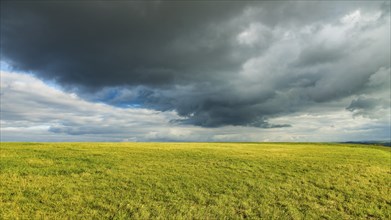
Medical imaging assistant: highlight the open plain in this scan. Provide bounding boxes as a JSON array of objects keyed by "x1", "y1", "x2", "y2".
[{"x1": 0, "y1": 142, "x2": 390, "y2": 219}]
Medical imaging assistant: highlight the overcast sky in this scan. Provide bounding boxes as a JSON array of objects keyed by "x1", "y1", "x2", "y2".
[{"x1": 1, "y1": 0, "x2": 390, "y2": 142}]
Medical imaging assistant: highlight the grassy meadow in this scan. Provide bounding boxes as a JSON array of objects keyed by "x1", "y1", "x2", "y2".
[{"x1": 0, "y1": 142, "x2": 390, "y2": 219}]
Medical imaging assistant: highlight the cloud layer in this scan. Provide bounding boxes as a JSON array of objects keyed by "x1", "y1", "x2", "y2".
[
  {"x1": 1, "y1": 1, "x2": 390, "y2": 140},
  {"x1": 1, "y1": 71, "x2": 389, "y2": 142}
]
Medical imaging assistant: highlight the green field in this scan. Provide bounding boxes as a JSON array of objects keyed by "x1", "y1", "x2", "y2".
[{"x1": 0, "y1": 142, "x2": 390, "y2": 219}]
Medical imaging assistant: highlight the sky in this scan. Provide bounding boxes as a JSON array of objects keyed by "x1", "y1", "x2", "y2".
[{"x1": 1, "y1": 0, "x2": 390, "y2": 142}]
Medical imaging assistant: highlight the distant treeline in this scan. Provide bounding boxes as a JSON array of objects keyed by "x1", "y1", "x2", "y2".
[{"x1": 343, "y1": 141, "x2": 391, "y2": 147}]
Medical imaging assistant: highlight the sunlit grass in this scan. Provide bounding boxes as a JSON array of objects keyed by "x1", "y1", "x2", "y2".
[{"x1": 1, "y1": 142, "x2": 390, "y2": 219}]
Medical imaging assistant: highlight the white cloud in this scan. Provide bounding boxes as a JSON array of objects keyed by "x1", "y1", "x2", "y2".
[
  {"x1": 340, "y1": 10, "x2": 361, "y2": 25},
  {"x1": 0, "y1": 71, "x2": 182, "y2": 141},
  {"x1": 268, "y1": 110, "x2": 390, "y2": 142},
  {"x1": 237, "y1": 23, "x2": 272, "y2": 46},
  {"x1": 1, "y1": 70, "x2": 389, "y2": 142}
]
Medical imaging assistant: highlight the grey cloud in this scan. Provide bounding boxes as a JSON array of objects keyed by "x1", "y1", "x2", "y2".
[
  {"x1": 295, "y1": 44, "x2": 346, "y2": 67},
  {"x1": 0, "y1": 71, "x2": 185, "y2": 141},
  {"x1": 1, "y1": 1, "x2": 248, "y2": 88},
  {"x1": 347, "y1": 96, "x2": 390, "y2": 118},
  {"x1": 1, "y1": 1, "x2": 390, "y2": 127},
  {"x1": 1, "y1": 71, "x2": 390, "y2": 142},
  {"x1": 49, "y1": 126, "x2": 118, "y2": 135},
  {"x1": 347, "y1": 97, "x2": 382, "y2": 111}
]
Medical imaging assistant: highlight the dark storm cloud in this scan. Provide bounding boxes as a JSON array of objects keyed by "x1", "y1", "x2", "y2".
[
  {"x1": 1, "y1": 0, "x2": 390, "y2": 127},
  {"x1": 1, "y1": 0, "x2": 249, "y2": 87}
]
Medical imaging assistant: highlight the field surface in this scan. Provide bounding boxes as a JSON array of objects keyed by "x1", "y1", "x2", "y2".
[{"x1": 0, "y1": 142, "x2": 390, "y2": 219}]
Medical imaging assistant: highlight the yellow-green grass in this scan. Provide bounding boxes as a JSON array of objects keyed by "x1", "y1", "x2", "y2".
[{"x1": 1, "y1": 142, "x2": 390, "y2": 219}]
